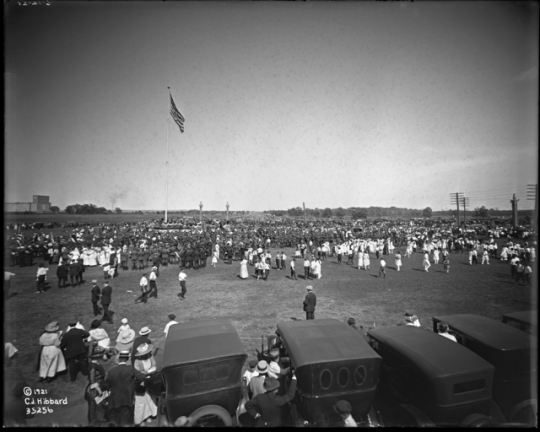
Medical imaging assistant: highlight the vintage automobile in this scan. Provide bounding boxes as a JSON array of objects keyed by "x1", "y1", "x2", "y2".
[
  {"x1": 241, "y1": 318, "x2": 383, "y2": 427},
  {"x1": 432, "y1": 314, "x2": 537, "y2": 424},
  {"x1": 145, "y1": 319, "x2": 248, "y2": 426},
  {"x1": 501, "y1": 310, "x2": 537, "y2": 336},
  {"x1": 367, "y1": 326, "x2": 498, "y2": 427}
]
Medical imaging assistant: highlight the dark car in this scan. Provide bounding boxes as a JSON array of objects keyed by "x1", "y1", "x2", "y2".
[
  {"x1": 146, "y1": 319, "x2": 248, "y2": 426},
  {"x1": 258, "y1": 319, "x2": 383, "y2": 427},
  {"x1": 501, "y1": 310, "x2": 537, "y2": 336},
  {"x1": 432, "y1": 314, "x2": 537, "y2": 424},
  {"x1": 368, "y1": 326, "x2": 498, "y2": 427}
]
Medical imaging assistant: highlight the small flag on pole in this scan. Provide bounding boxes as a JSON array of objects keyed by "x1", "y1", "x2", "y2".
[{"x1": 170, "y1": 94, "x2": 185, "y2": 133}]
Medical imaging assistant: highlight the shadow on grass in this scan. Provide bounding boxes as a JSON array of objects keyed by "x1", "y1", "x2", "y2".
[
  {"x1": 369, "y1": 274, "x2": 378, "y2": 278},
  {"x1": 412, "y1": 268, "x2": 425, "y2": 272}
]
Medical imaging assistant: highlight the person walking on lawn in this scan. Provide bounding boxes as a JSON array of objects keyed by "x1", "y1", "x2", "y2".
[
  {"x1": 178, "y1": 268, "x2": 187, "y2": 299},
  {"x1": 135, "y1": 273, "x2": 149, "y2": 304},
  {"x1": 378, "y1": 257, "x2": 386, "y2": 279},
  {"x1": 148, "y1": 266, "x2": 158, "y2": 298}
]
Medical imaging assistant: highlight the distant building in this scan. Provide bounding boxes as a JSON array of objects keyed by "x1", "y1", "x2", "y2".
[{"x1": 5, "y1": 195, "x2": 50, "y2": 213}]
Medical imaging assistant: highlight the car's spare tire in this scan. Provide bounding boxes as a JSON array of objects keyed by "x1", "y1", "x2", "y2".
[{"x1": 189, "y1": 404, "x2": 233, "y2": 427}]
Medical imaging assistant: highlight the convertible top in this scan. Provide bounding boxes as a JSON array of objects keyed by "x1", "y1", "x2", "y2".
[
  {"x1": 162, "y1": 319, "x2": 246, "y2": 369},
  {"x1": 277, "y1": 319, "x2": 380, "y2": 369},
  {"x1": 368, "y1": 326, "x2": 494, "y2": 380},
  {"x1": 433, "y1": 314, "x2": 537, "y2": 351}
]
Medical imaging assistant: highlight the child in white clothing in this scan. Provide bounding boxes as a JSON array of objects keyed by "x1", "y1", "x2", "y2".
[{"x1": 117, "y1": 318, "x2": 130, "y2": 333}]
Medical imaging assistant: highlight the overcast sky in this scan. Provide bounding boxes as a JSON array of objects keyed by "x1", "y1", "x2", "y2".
[{"x1": 5, "y1": 1, "x2": 538, "y2": 212}]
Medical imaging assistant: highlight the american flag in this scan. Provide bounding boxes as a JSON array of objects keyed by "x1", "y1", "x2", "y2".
[{"x1": 170, "y1": 94, "x2": 185, "y2": 133}]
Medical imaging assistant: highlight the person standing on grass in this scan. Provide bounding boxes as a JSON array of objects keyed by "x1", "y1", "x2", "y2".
[
  {"x1": 433, "y1": 247, "x2": 440, "y2": 265},
  {"x1": 290, "y1": 258, "x2": 297, "y2": 280},
  {"x1": 481, "y1": 249, "x2": 490, "y2": 265},
  {"x1": 363, "y1": 250, "x2": 371, "y2": 271},
  {"x1": 379, "y1": 257, "x2": 386, "y2": 279},
  {"x1": 336, "y1": 245, "x2": 342, "y2": 264},
  {"x1": 280, "y1": 252, "x2": 287, "y2": 271},
  {"x1": 60, "y1": 321, "x2": 90, "y2": 382},
  {"x1": 56, "y1": 262, "x2": 69, "y2": 289},
  {"x1": 423, "y1": 251, "x2": 431, "y2": 272},
  {"x1": 101, "y1": 281, "x2": 114, "y2": 324},
  {"x1": 263, "y1": 259, "x2": 270, "y2": 281},
  {"x1": 304, "y1": 257, "x2": 311, "y2": 280},
  {"x1": 394, "y1": 251, "x2": 402, "y2": 272},
  {"x1": 303, "y1": 286, "x2": 316, "y2": 320},
  {"x1": 443, "y1": 257, "x2": 450, "y2": 273},
  {"x1": 91, "y1": 280, "x2": 101, "y2": 317},
  {"x1": 178, "y1": 268, "x2": 187, "y2": 299},
  {"x1": 36, "y1": 263, "x2": 49, "y2": 293},
  {"x1": 515, "y1": 262, "x2": 525, "y2": 285},
  {"x1": 471, "y1": 248, "x2": 479, "y2": 266},
  {"x1": 524, "y1": 263, "x2": 532, "y2": 286},
  {"x1": 358, "y1": 248, "x2": 364, "y2": 270}
]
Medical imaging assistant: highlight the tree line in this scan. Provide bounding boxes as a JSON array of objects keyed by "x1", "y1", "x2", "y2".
[{"x1": 264, "y1": 206, "x2": 434, "y2": 219}]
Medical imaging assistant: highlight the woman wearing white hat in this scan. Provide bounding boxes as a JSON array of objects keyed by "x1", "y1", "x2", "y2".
[
  {"x1": 38, "y1": 321, "x2": 66, "y2": 383},
  {"x1": 133, "y1": 343, "x2": 157, "y2": 425}
]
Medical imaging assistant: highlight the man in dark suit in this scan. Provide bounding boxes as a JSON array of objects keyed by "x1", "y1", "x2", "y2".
[
  {"x1": 68, "y1": 260, "x2": 81, "y2": 287},
  {"x1": 60, "y1": 323, "x2": 90, "y2": 381},
  {"x1": 56, "y1": 262, "x2": 69, "y2": 289},
  {"x1": 104, "y1": 350, "x2": 146, "y2": 426},
  {"x1": 245, "y1": 373, "x2": 297, "y2": 427},
  {"x1": 101, "y1": 281, "x2": 113, "y2": 324},
  {"x1": 303, "y1": 286, "x2": 316, "y2": 320},
  {"x1": 91, "y1": 280, "x2": 101, "y2": 316}
]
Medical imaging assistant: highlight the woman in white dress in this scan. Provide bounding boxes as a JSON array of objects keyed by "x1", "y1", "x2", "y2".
[
  {"x1": 395, "y1": 251, "x2": 403, "y2": 271},
  {"x1": 363, "y1": 251, "x2": 370, "y2": 270},
  {"x1": 82, "y1": 248, "x2": 91, "y2": 266},
  {"x1": 98, "y1": 248, "x2": 107, "y2": 266},
  {"x1": 88, "y1": 248, "x2": 98, "y2": 267},
  {"x1": 88, "y1": 320, "x2": 113, "y2": 360},
  {"x1": 133, "y1": 343, "x2": 158, "y2": 425},
  {"x1": 357, "y1": 250, "x2": 364, "y2": 270},
  {"x1": 240, "y1": 258, "x2": 249, "y2": 279},
  {"x1": 38, "y1": 321, "x2": 66, "y2": 383}
]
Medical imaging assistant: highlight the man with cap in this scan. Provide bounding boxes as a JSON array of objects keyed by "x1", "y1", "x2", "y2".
[
  {"x1": 91, "y1": 280, "x2": 101, "y2": 316},
  {"x1": 248, "y1": 360, "x2": 270, "y2": 399},
  {"x1": 347, "y1": 317, "x2": 371, "y2": 344},
  {"x1": 245, "y1": 370, "x2": 297, "y2": 427},
  {"x1": 101, "y1": 281, "x2": 113, "y2": 324},
  {"x1": 303, "y1": 286, "x2": 316, "y2": 320},
  {"x1": 104, "y1": 349, "x2": 146, "y2": 426},
  {"x1": 148, "y1": 266, "x2": 158, "y2": 299},
  {"x1": 333, "y1": 400, "x2": 358, "y2": 427},
  {"x1": 164, "y1": 314, "x2": 178, "y2": 337}
]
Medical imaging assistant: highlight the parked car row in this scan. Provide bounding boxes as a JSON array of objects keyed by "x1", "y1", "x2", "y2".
[{"x1": 142, "y1": 311, "x2": 536, "y2": 427}]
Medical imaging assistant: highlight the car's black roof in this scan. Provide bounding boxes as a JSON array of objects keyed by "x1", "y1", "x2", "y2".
[
  {"x1": 502, "y1": 311, "x2": 537, "y2": 327},
  {"x1": 432, "y1": 314, "x2": 537, "y2": 351},
  {"x1": 162, "y1": 319, "x2": 246, "y2": 368},
  {"x1": 277, "y1": 319, "x2": 381, "y2": 369},
  {"x1": 368, "y1": 326, "x2": 494, "y2": 379}
]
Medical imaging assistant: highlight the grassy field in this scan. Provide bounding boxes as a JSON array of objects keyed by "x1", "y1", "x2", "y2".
[{"x1": 4, "y1": 245, "x2": 536, "y2": 426}]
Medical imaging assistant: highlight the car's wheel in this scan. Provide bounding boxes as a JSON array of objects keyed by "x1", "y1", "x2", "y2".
[
  {"x1": 189, "y1": 404, "x2": 233, "y2": 427},
  {"x1": 461, "y1": 413, "x2": 493, "y2": 427},
  {"x1": 509, "y1": 399, "x2": 537, "y2": 425}
]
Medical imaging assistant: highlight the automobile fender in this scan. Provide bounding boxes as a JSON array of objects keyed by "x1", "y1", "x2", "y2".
[
  {"x1": 461, "y1": 413, "x2": 493, "y2": 427},
  {"x1": 396, "y1": 404, "x2": 436, "y2": 427},
  {"x1": 509, "y1": 399, "x2": 537, "y2": 424},
  {"x1": 189, "y1": 404, "x2": 233, "y2": 427}
]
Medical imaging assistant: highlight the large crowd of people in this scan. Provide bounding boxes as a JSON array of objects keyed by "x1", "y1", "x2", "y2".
[{"x1": 3, "y1": 215, "x2": 536, "y2": 426}]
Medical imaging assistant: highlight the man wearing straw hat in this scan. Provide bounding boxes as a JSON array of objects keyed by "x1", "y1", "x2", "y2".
[
  {"x1": 245, "y1": 371, "x2": 297, "y2": 427},
  {"x1": 104, "y1": 349, "x2": 146, "y2": 426},
  {"x1": 148, "y1": 266, "x2": 158, "y2": 299}
]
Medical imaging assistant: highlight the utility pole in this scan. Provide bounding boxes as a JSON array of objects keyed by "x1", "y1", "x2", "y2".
[
  {"x1": 199, "y1": 201, "x2": 203, "y2": 223},
  {"x1": 226, "y1": 201, "x2": 230, "y2": 221},
  {"x1": 527, "y1": 184, "x2": 537, "y2": 232},
  {"x1": 510, "y1": 193, "x2": 519, "y2": 228},
  {"x1": 461, "y1": 196, "x2": 469, "y2": 226},
  {"x1": 450, "y1": 192, "x2": 463, "y2": 227}
]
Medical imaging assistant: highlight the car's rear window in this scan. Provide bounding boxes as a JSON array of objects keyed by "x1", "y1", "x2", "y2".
[{"x1": 453, "y1": 379, "x2": 485, "y2": 394}]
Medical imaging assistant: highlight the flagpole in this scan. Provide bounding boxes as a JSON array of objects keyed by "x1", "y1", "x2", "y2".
[{"x1": 165, "y1": 87, "x2": 170, "y2": 224}]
